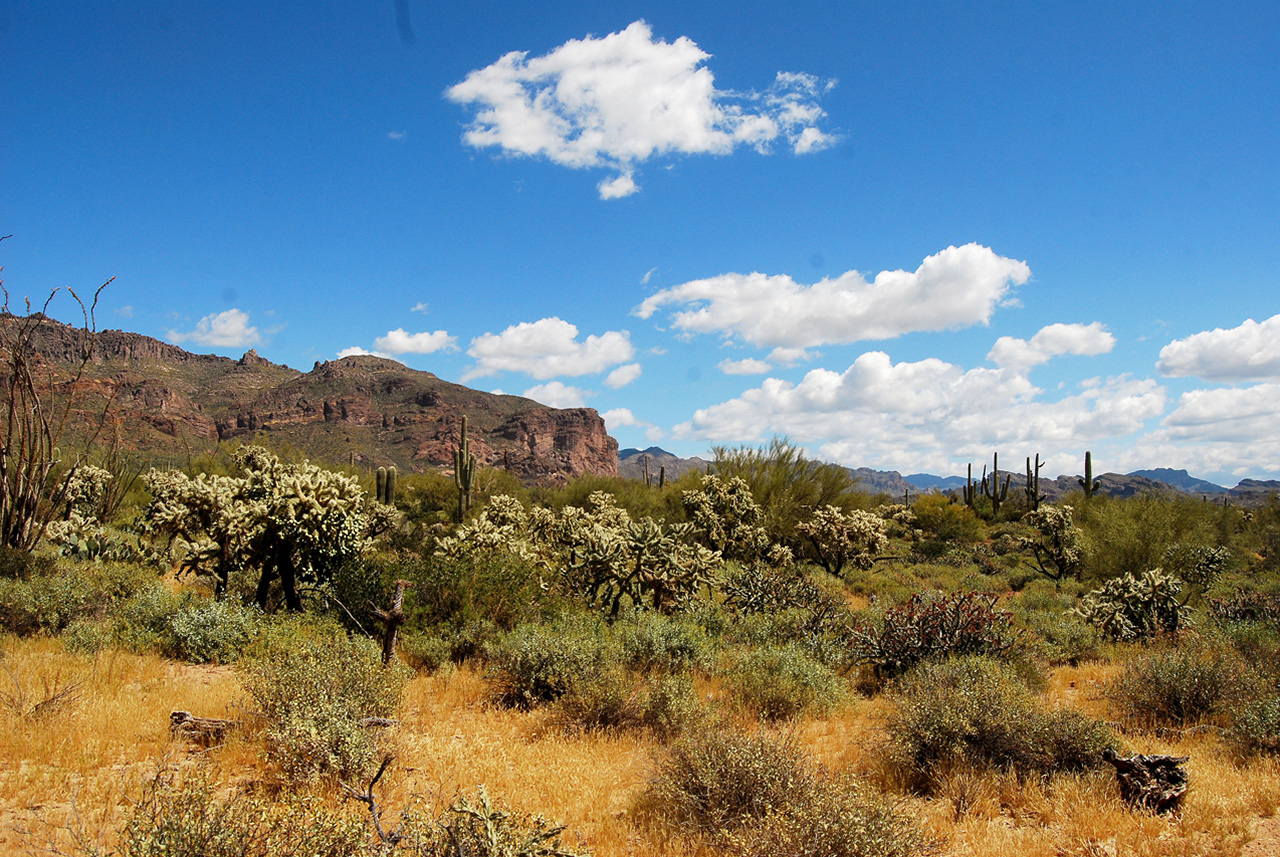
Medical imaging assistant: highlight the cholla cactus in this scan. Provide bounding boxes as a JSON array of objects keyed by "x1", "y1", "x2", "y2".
[
  {"x1": 141, "y1": 446, "x2": 391, "y2": 609},
  {"x1": 1020, "y1": 504, "x2": 1084, "y2": 581},
  {"x1": 796, "y1": 505, "x2": 888, "y2": 577},
  {"x1": 681, "y1": 474, "x2": 770, "y2": 562},
  {"x1": 62, "y1": 464, "x2": 113, "y2": 518},
  {"x1": 1074, "y1": 568, "x2": 1184, "y2": 641}
]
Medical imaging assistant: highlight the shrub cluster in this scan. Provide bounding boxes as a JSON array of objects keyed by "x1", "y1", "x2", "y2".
[
  {"x1": 649, "y1": 729, "x2": 929, "y2": 857},
  {"x1": 883, "y1": 656, "x2": 1116, "y2": 792},
  {"x1": 1105, "y1": 639, "x2": 1255, "y2": 727},
  {"x1": 1074, "y1": 568, "x2": 1184, "y2": 641},
  {"x1": 725, "y1": 643, "x2": 843, "y2": 720}
]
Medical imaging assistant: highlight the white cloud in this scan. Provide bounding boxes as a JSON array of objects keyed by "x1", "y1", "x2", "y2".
[
  {"x1": 674, "y1": 349, "x2": 1165, "y2": 475},
  {"x1": 1162, "y1": 383, "x2": 1280, "y2": 443},
  {"x1": 718, "y1": 357, "x2": 773, "y2": 375},
  {"x1": 337, "y1": 346, "x2": 394, "y2": 359},
  {"x1": 521, "y1": 381, "x2": 592, "y2": 409},
  {"x1": 168, "y1": 309, "x2": 261, "y2": 348},
  {"x1": 446, "y1": 20, "x2": 835, "y2": 199},
  {"x1": 411, "y1": 302, "x2": 430, "y2": 314},
  {"x1": 116, "y1": 305, "x2": 134, "y2": 318},
  {"x1": 767, "y1": 347, "x2": 812, "y2": 366},
  {"x1": 373, "y1": 328, "x2": 458, "y2": 355},
  {"x1": 387, "y1": 131, "x2": 407, "y2": 140},
  {"x1": 988, "y1": 322, "x2": 1116, "y2": 369},
  {"x1": 464, "y1": 317, "x2": 635, "y2": 380},
  {"x1": 1157, "y1": 314, "x2": 1280, "y2": 381},
  {"x1": 598, "y1": 172, "x2": 639, "y2": 199},
  {"x1": 601, "y1": 407, "x2": 642, "y2": 428},
  {"x1": 641, "y1": 267, "x2": 658, "y2": 285},
  {"x1": 635, "y1": 244, "x2": 1030, "y2": 348},
  {"x1": 604, "y1": 362, "x2": 642, "y2": 388}
]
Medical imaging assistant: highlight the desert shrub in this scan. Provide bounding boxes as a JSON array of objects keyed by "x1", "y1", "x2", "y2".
[
  {"x1": 399, "y1": 629, "x2": 454, "y2": 672},
  {"x1": 116, "y1": 770, "x2": 370, "y2": 857},
  {"x1": 1105, "y1": 640, "x2": 1255, "y2": 727},
  {"x1": 166, "y1": 597, "x2": 261, "y2": 663},
  {"x1": 240, "y1": 622, "x2": 407, "y2": 782},
  {"x1": 1075, "y1": 493, "x2": 1218, "y2": 582},
  {"x1": 1024, "y1": 611, "x2": 1103, "y2": 666},
  {"x1": 913, "y1": 494, "x2": 983, "y2": 543},
  {"x1": 1218, "y1": 621, "x2": 1280, "y2": 684},
  {"x1": 1074, "y1": 568, "x2": 1185, "y2": 641},
  {"x1": 847, "y1": 591, "x2": 1020, "y2": 683},
  {"x1": 1227, "y1": 697, "x2": 1280, "y2": 756},
  {"x1": 0, "y1": 545, "x2": 57, "y2": 580},
  {"x1": 1020, "y1": 505, "x2": 1084, "y2": 581},
  {"x1": 401, "y1": 786, "x2": 590, "y2": 857},
  {"x1": 618, "y1": 611, "x2": 711, "y2": 673},
  {"x1": 397, "y1": 552, "x2": 551, "y2": 633},
  {"x1": 483, "y1": 615, "x2": 616, "y2": 709},
  {"x1": 556, "y1": 669, "x2": 705, "y2": 737},
  {"x1": 725, "y1": 643, "x2": 844, "y2": 720},
  {"x1": 0, "y1": 557, "x2": 147, "y2": 636},
  {"x1": 1208, "y1": 590, "x2": 1280, "y2": 626},
  {"x1": 884, "y1": 656, "x2": 1115, "y2": 792},
  {"x1": 650, "y1": 729, "x2": 810, "y2": 834},
  {"x1": 725, "y1": 771, "x2": 932, "y2": 857}
]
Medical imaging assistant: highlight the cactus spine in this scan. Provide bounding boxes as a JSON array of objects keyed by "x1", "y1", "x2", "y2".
[
  {"x1": 981, "y1": 452, "x2": 1011, "y2": 515},
  {"x1": 454, "y1": 415, "x2": 477, "y2": 521},
  {"x1": 1079, "y1": 450, "x2": 1101, "y2": 500},
  {"x1": 1025, "y1": 454, "x2": 1044, "y2": 511}
]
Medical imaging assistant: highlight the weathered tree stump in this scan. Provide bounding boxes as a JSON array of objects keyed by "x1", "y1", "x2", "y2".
[
  {"x1": 372, "y1": 579, "x2": 411, "y2": 666},
  {"x1": 1102, "y1": 749, "x2": 1189, "y2": 814},
  {"x1": 170, "y1": 710, "x2": 239, "y2": 745}
]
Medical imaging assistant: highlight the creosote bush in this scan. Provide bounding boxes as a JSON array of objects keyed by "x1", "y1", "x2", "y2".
[
  {"x1": 240, "y1": 618, "x2": 407, "y2": 782},
  {"x1": 725, "y1": 643, "x2": 844, "y2": 720},
  {"x1": 1105, "y1": 638, "x2": 1256, "y2": 727},
  {"x1": 883, "y1": 655, "x2": 1116, "y2": 792}
]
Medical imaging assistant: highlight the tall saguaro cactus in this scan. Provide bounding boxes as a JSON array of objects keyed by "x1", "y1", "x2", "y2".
[
  {"x1": 963, "y1": 463, "x2": 977, "y2": 508},
  {"x1": 1025, "y1": 454, "x2": 1045, "y2": 511},
  {"x1": 982, "y1": 452, "x2": 1011, "y2": 515},
  {"x1": 375, "y1": 466, "x2": 387, "y2": 504},
  {"x1": 454, "y1": 415, "x2": 477, "y2": 521},
  {"x1": 1079, "y1": 450, "x2": 1101, "y2": 501}
]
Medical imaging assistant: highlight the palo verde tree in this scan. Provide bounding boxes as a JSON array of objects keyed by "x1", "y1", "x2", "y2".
[
  {"x1": 0, "y1": 239, "x2": 114, "y2": 550},
  {"x1": 141, "y1": 445, "x2": 396, "y2": 610}
]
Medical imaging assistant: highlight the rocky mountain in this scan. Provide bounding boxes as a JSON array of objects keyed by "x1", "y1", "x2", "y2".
[
  {"x1": 6, "y1": 314, "x2": 617, "y2": 482},
  {"x1": 1129, "y1": 468, "x2": 1228, "y2": 495},
  {"x1": 617, "y1": 447, "x2": 709, "y2": 482}
]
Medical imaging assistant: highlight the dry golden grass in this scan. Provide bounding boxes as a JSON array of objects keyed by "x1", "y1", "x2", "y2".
[{"x1": 1, "y1": 634, "x2": 1278, "y2": 857}]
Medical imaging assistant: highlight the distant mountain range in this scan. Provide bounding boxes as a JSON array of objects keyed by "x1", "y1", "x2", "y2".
[{"x1": 620, "y1": 449, "x2": 1279, "y2": 505}]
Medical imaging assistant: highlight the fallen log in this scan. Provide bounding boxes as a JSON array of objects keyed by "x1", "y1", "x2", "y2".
[
  {"x1": 170, "y1": 710, "x2": 239, "y2": 744},
  {"x1": 1102, "y1": 748, "x2": 1189, "y2": 814}
]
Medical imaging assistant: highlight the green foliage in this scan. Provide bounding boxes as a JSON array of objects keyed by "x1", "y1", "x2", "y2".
[
  {"x1": 1074, "y1": 493, "x2": 1219, "y2": 582},
  {"x1": 1227, "y1": 696, "x2": 1280, "y2": 756},
  {"x1": 617, "y1": 610, "x2": 712, "y2": 673},
  {"x1": 847, "y1": 591, "x2": 1020, "y2": 683},
  {"x1": 884, "y1": 656, "x2": 1116, "y2": 792},
  {"x1": 710, "y1": 438, "x2": 865, "y2": 545},
  {"x1": 682, "y1": 473, "x2": 771, "y2": 562},
  {"x1": 555, "y1": 669, "x2": 705, "y2": 737},
  {"x1": 912, "y1": 494, "x2": 983, "y2": 543},
  {"x1": 1105, "y1": 639, "x2": 1256, "y2": 727},
  {"x1": 1074, "y1": 568, "x2": 1185, "y2": 641},
  {"x1": 141, "y1": 445, "x2": 396, "y2": 609},
  {"x1": 725, "y1": 643, "x2": 844, "y2": 720},
  {"x1": 165, "y1": 597, "x2": 262, "y2": 663},
  {"x1": 1208, "y1": 589, "x2": 1280, "y2": 626},
  {"x1": 0, "y1": 556, "x2": 145, "y2": 636},
  {"x1": 650, "y1": 729, "x2": 810, "y2": 834},
  {"x1": 483, "y1": 615, "x2": 615, "y2": 709},
  {"x1": 1019, "y1": 504, "x2": 1084, "y2": 581},
  {"x1": 724, "y1": 771, "x2": 933, "y2": 857},
  {"x1": 240, "y1": 620, "x2": 407, "y2": 782},
  {"x1": 795, "y1": 505, "x2": 888, "y2": 577}
]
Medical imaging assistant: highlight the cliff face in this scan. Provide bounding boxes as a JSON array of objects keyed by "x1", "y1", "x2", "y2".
[{"x1": 5, "y1": 315, "x2": 617, "y2": 481}]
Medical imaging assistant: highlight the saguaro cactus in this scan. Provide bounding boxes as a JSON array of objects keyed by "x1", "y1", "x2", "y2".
[
  {"x1": 1079, "y1": 450, "x2": 1101, "y2": 500},
  {"x1": 384, "y1": 465, "x2": 397, "y2": 507},
  {"x1": 375, "y1": 467, "x2": 387, "y2": 504},
  {"x1": 1025, "y1": 454, "x2": 1044, "y2": 511},
  {"x1": 963, "y1": 463, "x2": 977, "y2": 508},
  {"x1": 454, "y1": 416, "x2": 477, "y2": 521},
  {"x1": 982, "y1": 453, "x2": 1011, "y2": 515}
]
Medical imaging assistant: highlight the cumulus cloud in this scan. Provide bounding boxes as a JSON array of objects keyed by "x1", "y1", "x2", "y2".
[
  {"x1": 674, "y1": 349, "x2": 1165, "y2": 475},
  {"x1": 601, "y1": 407, "x2": 664, "y2": 441},
  {"x1": 337, "y1": 346, "x2": 394, "y2": 360},
  {"x1": 464, "y1": 317, "x2": 635, "y2": 380},
  {"x1": 1157, "y1": 314, "x2": 1280, "y2": 381},
  {"x1": 988, "y1": 322, "x2": 1116, "y2": 369},
  {"x1": 1162, "y1": 383, "x2": 1280, "y2": 443},
  {"x1": 373, "y1": 328, "x2": 458, "y2": 355},
  {"x1": 168, "y1": 309, "x2": 261, "y2": 348},
  {"x1": 411, "y1": 302, "x2": 430, "y2": 314},
  {"x1": 521, "y1": 381, "x2": 591, "y2": 409},
  {"x1": 718, "y1": 357, "x2": 773, "y2": 375},
  {"x1": 446, "y1": 20, "x2": 835, "y2": 199},
  {"x1": 604, "y1": 363, "x2": 643, "y2": 388},
  {"x1": 635, "y1": 244, "x2": 1030, "y2": 348}
]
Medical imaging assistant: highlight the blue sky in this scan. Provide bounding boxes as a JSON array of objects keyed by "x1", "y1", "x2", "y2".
[{"x1": 3, "y1": 2, "x2": 1279, "y2": 484}]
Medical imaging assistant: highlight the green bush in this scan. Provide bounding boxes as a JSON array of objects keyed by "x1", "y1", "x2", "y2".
[
  {"x1": 913, "y1": 494, "x2": 983, "y2": 543},
  {"x1": 618, "y1": 611, "x2": 712, "y2": 673},
  {"x1": 166, "y1": 597, "x2": 261, "y2": 663},
  {"x1": 650, "y1": 729, "x2": 810, "y2": 834},
  {"x1": 555, "y1": 670, "x2": 705, "y2": 737},
  {"x1": 725, "y1": 643, "x2": 843, "y2": 720},
  {"x1": 399, "y1": 629, "x2": 454, "y2": 672},
  {"x1": 1227, "y1": 697, "x2": 1280, "y2": 756},
  {"x1": 884, "y1": 656, "x2": 1115, "y2": 792},
  {"x1": 0, "y1": 545, "x2": 57, "y2": 580},
  {"x1": 483, "y1": 615, "x2": 616, "y2": 709},
  {"x1": 725, "y1": 771, "x2": 933, "y2": 857},
  {"x1": 1105, "y1": 640, "x2": 1255, "y2": 727},
  {"x1": 240, "y1": 620, "x2": 407, "y2": 782}
]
